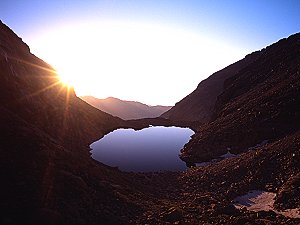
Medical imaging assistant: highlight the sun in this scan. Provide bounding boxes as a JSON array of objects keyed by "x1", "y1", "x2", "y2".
[
  {"x1": 57, "y1": 72, "x2": 72, "y2": 87},
  {"x1": 56, "y1": 66, "x2": 87, "y2": 93},
  {"x1": 51, "y1": 66, "x2": 76, "y2": 91}
]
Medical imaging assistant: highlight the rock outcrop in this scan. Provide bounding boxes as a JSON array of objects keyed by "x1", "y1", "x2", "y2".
[{"x1": 274, "y1": 173, "x2": 300, "y2": 210}]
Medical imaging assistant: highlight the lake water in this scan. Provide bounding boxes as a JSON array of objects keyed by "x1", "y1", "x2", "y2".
[{"x1": 90, "y1": 126, "x2": 194, "y2": 172}]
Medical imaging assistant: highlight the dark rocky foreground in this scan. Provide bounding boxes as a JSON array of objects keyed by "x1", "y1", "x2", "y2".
[{"x1": 0, "y1": 20, "x2": 299, "y2": 225}]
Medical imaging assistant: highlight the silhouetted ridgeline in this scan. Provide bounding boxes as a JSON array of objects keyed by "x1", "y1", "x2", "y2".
[
  {"x1": 81, "y1": 96, "x2": 171, "y2": 120},
  {"x1": 162, "y1": 33, "x2": 300, "y2": 164},
  {"x1": 161, "y1": 51, "x2": 261, "y2": 123},
  {"x1": 0, "y1": 20, "x2": 142, "y2": 225}
]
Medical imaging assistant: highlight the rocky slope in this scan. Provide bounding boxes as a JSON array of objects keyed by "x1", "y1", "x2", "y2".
[
  {"x1": 177, "y1": 33, "x2": 300, "y2": 163},
  {"x1": 0, "y1": 22, "x2": 125, "y2": 148},
  {"x1": 81, "y1": 96, "x2": 171, "y2": 120},
  {"x1": 0, "y1": 20, "x2": 144, "y2": 225},
  {"x1": 136, "y1": 130, "x2": 300, "y2": 224},
  {"x1": 161, "y1": 51, "x2": 260, "y2": 123}
]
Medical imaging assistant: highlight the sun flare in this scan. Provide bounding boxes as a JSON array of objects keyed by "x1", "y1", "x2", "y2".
[
  {"x1": 57, "y1": 72, "x2": 72, "y2": 87},
  {"x1": 30, "y1": 21, "x2": 247, "y2": 105}
]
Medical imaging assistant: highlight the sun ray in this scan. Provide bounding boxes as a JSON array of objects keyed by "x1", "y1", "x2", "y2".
[
  {"x1": 11, "y1": 55, "x2": 76, "y2": 141},
  {"x1": 19, "y1": 81, "x2": 62, "y2": 101},
  {"x1": 9, "y1": 55, "x2": 59, "y2": 75},
  {"x1": 5, "y1": 55, "x2": 74, "y2": 96}
]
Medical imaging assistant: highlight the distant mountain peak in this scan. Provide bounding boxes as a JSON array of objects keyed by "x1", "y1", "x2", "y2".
[{"x1": 80, "y1": 96, "x2": 172, "y2": 120}]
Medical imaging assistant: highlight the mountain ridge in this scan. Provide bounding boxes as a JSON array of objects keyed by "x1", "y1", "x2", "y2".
[
  {"x1": 161, "y1": 51, "x2": 261, "y2": 123},
  {"x1": 81, "y1": 95, "x2": 172, "y2": 120},
  {"x1": 0, "y1": 20, "x2": 143, "y2": 224},
  {"x1": 175, "y1": 32, "x2": 300, "y2": 163}
]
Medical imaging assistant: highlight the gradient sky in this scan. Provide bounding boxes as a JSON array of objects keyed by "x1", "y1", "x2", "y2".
[{"x1": 1, "y1": 1, "x2": 300, "y2": 105}]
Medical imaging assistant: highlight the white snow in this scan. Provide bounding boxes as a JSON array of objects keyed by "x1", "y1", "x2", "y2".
[
  {"x1": 248, "y1": 140, "x2": 269, "y2": 151},
  {"x1": 195, "y1": 161, "x2": 212, "y2": 167},
  {"x1": 220, "y1": 151, "x2": 236, "y2": 159},
  {"x1": 196, "y1": 151, "x2": 236, "y2": 167},
  {"x1": 234, "y1": 190, "x2": 300, "y2": 218}
]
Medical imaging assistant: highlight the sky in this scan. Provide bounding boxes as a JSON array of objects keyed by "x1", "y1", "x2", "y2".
[{"x1": 1, "y1": 0, "x2": 300, "y2": 106}]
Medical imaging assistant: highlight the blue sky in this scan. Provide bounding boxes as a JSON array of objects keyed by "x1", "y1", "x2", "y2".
[
  {"x1": 1, "y1": 1, "x2": 300, "y2": 105},
  {"x1": 2, "y1": 0, "x2": 300, "y2": 49}
]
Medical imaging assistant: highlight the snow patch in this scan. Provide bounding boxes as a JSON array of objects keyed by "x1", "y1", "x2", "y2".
[
  {"x1": 220, "y1": 151, "x2": 236, "y2": 159},
  {"x1": 234, "y1": 190, "x2": 300, "y2": 218},
  {"x1": 248, "y1": 140, "x2": 269, "y2": 151},
  {"x1": 196, "y1": 151, "x2": 236, "y2": 167}
]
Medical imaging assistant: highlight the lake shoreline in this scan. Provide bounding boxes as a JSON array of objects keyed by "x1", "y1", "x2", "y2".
[{"x1": 90, "y1": 126, "x2": 194, "y2": 172}]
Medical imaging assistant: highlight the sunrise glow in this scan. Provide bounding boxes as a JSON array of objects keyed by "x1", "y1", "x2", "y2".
[
  {"x1": 3, "y1": 1, "x2": 299, "y2": 106},
  {"x1": 29, "y1": 21, "x2": 247, "y2": 105}
]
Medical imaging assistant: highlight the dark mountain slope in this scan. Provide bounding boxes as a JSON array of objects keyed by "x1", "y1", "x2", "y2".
[
  {"x1": 81, "y1": 96, "x2": 171, "y2": 120},
  {"x1": 161, "y1": 51, "x2": 260, "y2": 123},
  {"x1": 0, "y1": 107, "x2": 143, "y2": 225},
  {"x1": 180, "y1": 33, "x2": 300, "y2": 163},
  {"x1": 0, "y1": 21, "x2": 124, "y2": 148},
  {"x1": 0, "y1": 21, "x2": 144, "y2": 224}
]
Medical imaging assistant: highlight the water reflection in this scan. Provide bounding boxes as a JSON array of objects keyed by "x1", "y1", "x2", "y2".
[{"x1": 90, "y1": 126, "x2": 194, "y2": 172}]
